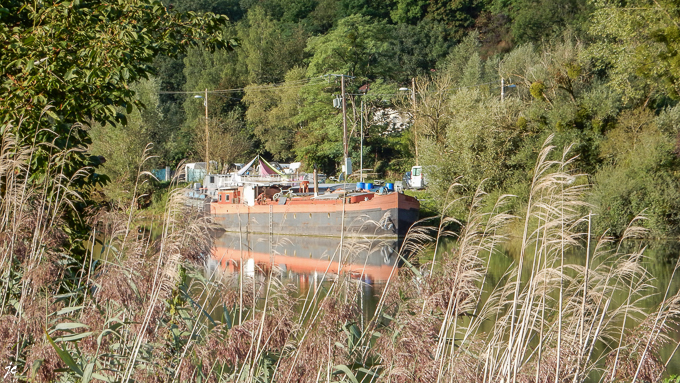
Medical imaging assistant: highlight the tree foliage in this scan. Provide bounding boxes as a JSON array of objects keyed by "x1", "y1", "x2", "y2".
[
  {"x1": 89, "y1": 78, "x2": 164, "y2": 202},
  {"x1": 238, "y1": 6, "x2": 307, "y2": 84},
  {"x1": 587, "y1": 0, "x2": 680, "y2": 102},
  {"x1": 0, "y1": 0, "x2": 231, "y2": 191},
  {"x1": 0, "y1": 0, "x2": 233, "y2": 248},
  {"x1": 306, "y1": 14, "x2": 395, "y2": 79},
  {"x1": 193, "y1": 109, "x2": 252, "y2": 170},
  {"x1": 291, "y1": 78, "x2": 344, "y2": 172},
  {"x1": 244, "y1": 67, "x2": 308, "y2": 160}
]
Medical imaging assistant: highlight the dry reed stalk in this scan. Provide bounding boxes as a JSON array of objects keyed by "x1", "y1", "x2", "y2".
[
  {"x1": 458, "y1": 137, "x2": 584, "y2": 383},
  {"x1": 3, "y1": 120, "x2": 680, "y2": 383},
  {"x1": 389, "y1": 136, "x2": 678, "y2": 383},
  {"x1": 1, "y1": 119, "x2": 102, "y2": 380},
  {"x1": 0, "y1": 127, "x2": 224, "y2": 382},
  {"x1": 121, "y1": 177, "x2": 215, "y2": 381}
]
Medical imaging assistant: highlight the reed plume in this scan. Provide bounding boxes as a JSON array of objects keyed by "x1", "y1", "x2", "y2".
[{"x1": 2, "y1": 121, "x2": 679, "y2": 383}]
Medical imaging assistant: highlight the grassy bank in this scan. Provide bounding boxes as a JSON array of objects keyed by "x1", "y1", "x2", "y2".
[{"x1": 405, "y1": 189, "x2": 439, "y2": 220}]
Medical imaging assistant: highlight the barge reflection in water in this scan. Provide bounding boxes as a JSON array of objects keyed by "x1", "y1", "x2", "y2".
[{"x1": 207, "y1": 232, "x2": 401, "y2": 283}]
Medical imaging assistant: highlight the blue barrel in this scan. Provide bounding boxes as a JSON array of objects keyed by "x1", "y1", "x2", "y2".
[
  {"x1": 357, "y1": 182, "x2": 366, "y2": 190},
  {"x1": 386, "y1": 183, "x2": 394, "y2": 191},
  {"x1": 365, "y1": 182, "x2": 373, "y2": 190}
]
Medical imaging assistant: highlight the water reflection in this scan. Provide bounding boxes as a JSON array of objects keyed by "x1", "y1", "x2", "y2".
[{"x1": 208, "y1": 232, "x2": 400, "y2": 283}]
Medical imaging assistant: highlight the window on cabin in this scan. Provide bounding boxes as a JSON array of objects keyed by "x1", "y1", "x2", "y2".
[{"x1": 225, "y1": 195, "x2": 230, "y2": 202}]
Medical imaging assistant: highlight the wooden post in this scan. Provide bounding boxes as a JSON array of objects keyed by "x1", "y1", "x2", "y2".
[
  {"x1": 360, "y1": 99, "x2": 364, "y2": 183},
  {"x1": 204, "y1": 88, "x2": 209, "y2": 174},
  {"x1": 412, "y1": 78, "x2": 418, "y2": 166},
  {"x1": 342, "y1": 75, "x2": 348, "y2": 160}
]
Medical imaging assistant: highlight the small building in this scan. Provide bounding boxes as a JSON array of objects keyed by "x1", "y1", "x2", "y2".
[{"x1": 184, "y1": 162, "x2": 216, "y2": 182}]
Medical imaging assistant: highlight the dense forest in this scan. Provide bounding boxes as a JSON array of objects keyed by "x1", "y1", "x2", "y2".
[{"x1": 83, "y1": 0, "x2": 680, "y2": 237}]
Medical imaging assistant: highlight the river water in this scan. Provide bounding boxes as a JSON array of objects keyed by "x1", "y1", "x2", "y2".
[{"x1": 207, "y1": 231, "x2": 680, "y2": 378}]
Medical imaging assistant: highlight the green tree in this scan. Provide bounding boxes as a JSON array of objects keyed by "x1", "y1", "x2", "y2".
[
  {"x1": 420, "y1": 85, "x2": 524, "y2": 201},
  {"x1": 0, "y1": 0, "x2": 230, "y2": 189},
  {"x1": 306, "y1": 0, "x2": 341, "y2": 33},
  {"x1": 166, "y1": 0, "x2": 245, "y2": 21},
  {"x1": 227, "y1": 6, "x2": 308, "y2": 87},
  {"x1": 154, "y1": 0, "x2": 244, "y2": 165},
  {"x1": 425, "y1": 0, "x2": 486, "y2": 39},
  {"x1": 440, "y1": 32, "x2": 494, "y2": 83},
  {"x1": 588, "y1": 0, "x2": 680, "y2": 101},
  {"x1": 390, "y1": 20, "x2": 454, "y2": 81},
  {"x1": 193, "y1": 109, "x2": 252, "y2": 171},
  {"x1": 243, "y1": 67, "x2": 308, "y2": 160},
  {"x1": 0, "y1": 0, "x2": 231, "y2": 254},
  {"x1": 391, "y1": 0, "x2": 429, "y2": 24},
  {"x1": 283, "y1": 0, "x2": 318, "y2": 22},
  {"x1": 152, "y1": 53, "x2": 205, "y2": 166},
  {"x1": 306, "y1": 14, "x2": 396, "y2": 79},
  {"x1": 348, "y1": 80, "x2": 413, "y2": 177},
  {"x1": 590, "y1": 107, "x2": 680, "y2": 236},
  {"x1": 338, "y1": 0, "x2": 394, "y2": 19},
  {"x1": 183, "y1": 33, "x2": 246, "y2": 122},
  {"x1": 89, "y1": 78, "x2": 164, "y2": 201},
  {"x1": 181, "y1": 24, "x2": 246, "y2": 161},
  {"x1": 238, "y1": 7, "x2": 292, "y2": 84},
  {"x1": 507, "y1": 0, "x2": 591, "y2": 44},
  {"x1": 292, "y1": 79, "x2": 344, "y2": 173}
]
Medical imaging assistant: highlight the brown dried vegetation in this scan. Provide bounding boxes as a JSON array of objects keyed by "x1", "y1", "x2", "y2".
[{"x1": 2, "y1": 132, "x2": 680, "y2": 383}]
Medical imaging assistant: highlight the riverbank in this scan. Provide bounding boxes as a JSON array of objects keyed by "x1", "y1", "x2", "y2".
[{"x1": 2, "y1": 142, "x2": 680, "y2": 382}]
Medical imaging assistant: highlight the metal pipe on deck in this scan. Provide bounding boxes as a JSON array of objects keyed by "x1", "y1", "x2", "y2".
[{"x1": 313, "y1": 164, "x2": 319, "y2": 197}]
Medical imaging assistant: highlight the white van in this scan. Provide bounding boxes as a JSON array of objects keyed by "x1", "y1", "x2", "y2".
[{"x1": 403, "y1": 165, "x2": 427, "y2": 189}]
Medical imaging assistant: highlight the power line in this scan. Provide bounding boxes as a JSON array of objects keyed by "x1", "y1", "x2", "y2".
[
  {"x1": 603, "y1": 6, "x2": 680, "y2": 10},
  {"x1": 160, "y1": 78, "x2": 507, "y2": 97},
  {"x1": 158, "y1": 76, "x2": 328, "y2": 95}
]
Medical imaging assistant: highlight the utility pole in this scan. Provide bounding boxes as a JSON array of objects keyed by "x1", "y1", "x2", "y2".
[
  {"x1": 204, "y1": 88, "x2": 209, "y2": 174},
  {"x1": 360, "y1": 99, "x2": 364, "y2": 183},
  {"x1": 341, "y1": 75, "x2": 350, "y2": 177},
  {"x1": 411, "y1": 78, "x2": 418, "y2": 166},
  {"x1": 328, "y1": 74, "x2": 354, "y2": 177}
]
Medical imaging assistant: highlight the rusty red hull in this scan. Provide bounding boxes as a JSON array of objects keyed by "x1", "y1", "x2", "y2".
[{"x1": 208, "y1": 192, "x2": 420, "y2": 239}]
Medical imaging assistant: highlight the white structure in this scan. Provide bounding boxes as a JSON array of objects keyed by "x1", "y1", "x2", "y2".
[{"x1": 372, "y1": 108, "x2": 410, "y2": 136}]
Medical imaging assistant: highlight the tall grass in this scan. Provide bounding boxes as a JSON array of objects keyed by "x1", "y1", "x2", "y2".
[{"x1": 1, "y1": 132, "x2": 679, "y2": 382}]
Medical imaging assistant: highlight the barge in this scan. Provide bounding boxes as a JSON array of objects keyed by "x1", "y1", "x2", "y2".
[{"x1": 194, "y1": 156, "x2": 420, "y2": 239}]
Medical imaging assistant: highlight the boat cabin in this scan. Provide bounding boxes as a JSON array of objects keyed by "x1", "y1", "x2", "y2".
[
  {"x1": 216, "y1": 188, "x2": 241, "y2": 205},
  {"x1": 213, "y1": 183, "x2": 389, "y2": 208},
  {"x1": 216, "y1": 185, "x2": 284, "y2": 206}
]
